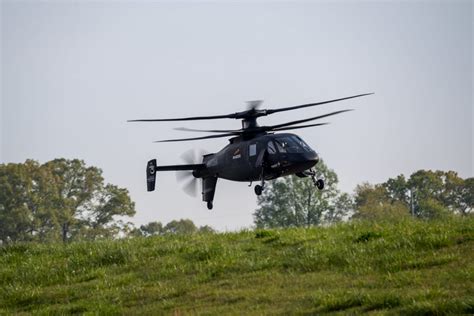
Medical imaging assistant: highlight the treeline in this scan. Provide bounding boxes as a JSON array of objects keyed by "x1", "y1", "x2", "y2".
[
  {"x1": 254, "y1": 160, "x2": 473, "y2": 228},
  {"x1": 130, "y1": 219, "x2": 214, "y2": 237},
  {"x1": 1, "y1": 159, "x2": 472, "y2": 243}
]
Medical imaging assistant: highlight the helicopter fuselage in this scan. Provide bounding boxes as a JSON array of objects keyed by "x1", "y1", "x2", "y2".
[{"x1": 195, "y1": 132, "x2": 319, "y2": 182}]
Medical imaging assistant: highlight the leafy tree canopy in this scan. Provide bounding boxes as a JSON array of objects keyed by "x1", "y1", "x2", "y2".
[
  {"x1": 131, "y1": 219, "x2": 215, "y2": 237},
  {"x1": 353, "y1": 170, "x2": 472, "y2": 220},
  {"x1": 0, "y1": 159, "x2": 135, "y2": 243},
  {"x1": 253, "y1": 160, "x2": 352, "y2": 228}
]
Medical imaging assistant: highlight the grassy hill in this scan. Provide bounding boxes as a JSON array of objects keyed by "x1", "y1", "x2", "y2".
[{"x1": 1, "y1": 218, "x2": 473, "y2": 315}]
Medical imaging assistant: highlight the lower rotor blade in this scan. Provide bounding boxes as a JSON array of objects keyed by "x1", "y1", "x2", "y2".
[
  {"x1": 175, "y1": 127, "x2": 243, "y2": 134},
  {"x1": 268, "y1": 109, "x2": 353, "y2": 130},
  {"x1": 272, "y1": 122, "x2": 329, "y2": 132},
  {"x1": 154, "y1": 132, "x2": 238, "y2": 143}
]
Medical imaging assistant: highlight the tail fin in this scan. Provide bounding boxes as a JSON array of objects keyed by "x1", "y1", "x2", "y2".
[{"x1": 146, "y1": 159, "x2": 157, "y2": 191}]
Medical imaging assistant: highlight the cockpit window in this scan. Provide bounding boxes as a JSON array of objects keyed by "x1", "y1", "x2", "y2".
[
  {"x1": 291, "y1": 136, "x2": 312, "y2": 152},
  {"x1": 267, "y1": 141, "x2": 277, "y2": 154},
  {"x1": 274, "y1": 136, "x2": 311, "y2": 153}
]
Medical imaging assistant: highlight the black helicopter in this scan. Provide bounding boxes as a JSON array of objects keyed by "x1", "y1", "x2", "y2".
[{"x1": 129, "y1": 93, "x2": 372, "y2": 209}]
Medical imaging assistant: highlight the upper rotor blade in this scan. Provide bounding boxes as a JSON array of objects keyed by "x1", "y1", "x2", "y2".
[
  {"x1": 175, "y1": 127, "x2": 243, "y2": 134},
  {"x1": 128, "y1": 113, "x2": 237, "y2": 122},
  {"x1": 266, "y1": 93, "x2": 373, "y2": 115},
  {"x1": 267, "y1": 109, "x2": 353, "y2": 130},
  {"x1": 154, "y1": 132, "x2": 237, "y2": 143},
  {"x1": 272, "y1": 122, "x2": 329, "y2": 132}
]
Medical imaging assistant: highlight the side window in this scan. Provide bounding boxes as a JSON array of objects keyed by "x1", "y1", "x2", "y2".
[
  {"x1": 268, "y1": 141, "x2": 277, "y2": 154},
  {"x1": 249, "y1": 144, "x2": 257, "y2": 157},
  {"x1": 275, "y1": 140, "x2": 286, "y2": 153}
]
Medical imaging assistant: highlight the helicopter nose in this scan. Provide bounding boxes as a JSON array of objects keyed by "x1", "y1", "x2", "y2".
[
  {"x1": 305, "y1": 151, "x2": 319, "y2": 165},
  {"x1": 294, "y1": 151, "x2": 319, "y2": 171}
]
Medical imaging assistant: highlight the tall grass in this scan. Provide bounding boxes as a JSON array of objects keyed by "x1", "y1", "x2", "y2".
[{"x1": 0, "y1": 217, "x2": 472, "y2": 314}]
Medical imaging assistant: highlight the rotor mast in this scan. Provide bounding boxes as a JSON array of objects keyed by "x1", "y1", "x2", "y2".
[{"x1": 241, "y1": 117, "x2": 260, "y2": 130}]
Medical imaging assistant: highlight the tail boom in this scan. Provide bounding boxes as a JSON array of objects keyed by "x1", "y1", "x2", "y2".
[{"x1": 146, "y1": 159, "x2": 206, "y2": 192}]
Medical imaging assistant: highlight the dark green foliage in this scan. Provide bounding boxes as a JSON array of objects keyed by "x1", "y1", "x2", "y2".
[
  {"x1": 354, "y1": 231, "x2": 382, "y2": 243},
  {"x1": 353, "y1": 170, "x2": 473, "y2": 220},
  {"x1": 139, "y1": 221, "x2": 163, "y2": 236},
  {"x1": 254, "y1": 160, "x2": 352, "y2": 228},
  {"x1": 255, "y1": 230, "x2": 275, "y2": 239},
  {"x1": 0, "y1": 159, "x2": 135, "y2": 243},
  {"x1": 0, "y1": 218, "x2": 472, "y2": 314},
  {"x1": 131, "y1": 220, "x2": 214, "y2": 237},
  {"x1": 164, "y1": 219, "x2": 197, "y2": 234}
]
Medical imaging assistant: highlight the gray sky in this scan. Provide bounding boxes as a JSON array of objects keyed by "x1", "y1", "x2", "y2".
[{"x1": 1, "y1": 1, "x2": 473, "y2": 231}]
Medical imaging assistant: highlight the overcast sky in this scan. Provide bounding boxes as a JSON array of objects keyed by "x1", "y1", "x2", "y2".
[{"x1": 1, "y1": 1, "x2": 472, "y2": 231}]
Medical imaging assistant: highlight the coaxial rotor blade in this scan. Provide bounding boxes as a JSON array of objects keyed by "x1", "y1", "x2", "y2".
[
  {"x1": 175, "y1": 127, "x2": 243, "y2": 133},
  {"x1": 266, "y1": 93, "x2": 373, "y2": 115},
  {"x1": 154, "y1": 132, "x2": 237, "y2": 143},
  {"x1": 128, "y1": 113, "x2": 237, "y2": 122},
  {"x1": 271, "y1": 122, "x2": 330, "y2": 132},
  {"x1": 128, "y1": 94, "x2": 372, "y2": 124},
  {"x1": 266, "y1": 109, "x2": 353, "y2": 130}
]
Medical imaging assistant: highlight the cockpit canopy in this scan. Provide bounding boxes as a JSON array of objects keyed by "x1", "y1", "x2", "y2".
[{"x1": 268, "y1": 135, "x2": 313, "y2": 154}]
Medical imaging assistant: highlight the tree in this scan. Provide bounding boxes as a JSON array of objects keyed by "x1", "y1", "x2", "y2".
[
  {"x1": 128, "y1": 220, "x2": 214, "y2": 237},
  {"x1": 0, "y1": 160, "x2": 58, "y2": 242},
  {"x1": 442, "y1": 174, "x2": 473, "y2": 216},
  {"x1": 83, "y1": 184, "x2": 136, "y2": 240},
  {"x1": 458, "y1": 178, "x2": 474, "y2": 216},
  {"x1": 198, "y1": 225, "x2": 215, "y2": 233},
  {"x1": 352, "y1": 183, "x2": 410, "y2": 221},
  {"x1": 41, "y1": 159, "x2": 104, "y2": 241},
  {"x1": 163, "y1": 219, "x2": 197, "y2": 234},
  {"x1": 0, "y1": 159, "x2": 136, "y2": 243},
  {"x1": 140, "y1": 221, "x2": 163, "y2": 236},
  {"x1": 325, "y1": 192, "x2": 354, "y2": 223},
  {"x1": 383, "y1": 174, "x2": 409, "y2": 206},
  {"x1": 418, "y1": 198, "x2": 450, "y2": 220},
  {"x1": 353, "y1": 170, "x2": 472, "y2": 220},
  {"x1": 253, "y1": 160, "x2": 344, "y2": 228},
  {"x1": 405, "y1": 170, "x2": 472, "y2": 218}
]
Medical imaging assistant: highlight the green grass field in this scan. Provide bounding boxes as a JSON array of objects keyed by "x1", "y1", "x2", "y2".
[{"x1": 1, "y1": 218, "x2": 473, "y2": 315}]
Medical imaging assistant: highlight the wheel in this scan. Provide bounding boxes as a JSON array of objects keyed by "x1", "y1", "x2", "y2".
[
  {"x1": 207, "y1": 201, "x2": 213, "y2": 210},
  {"x1": 315, "y1": 179, "x2": 324, "y2": 190},
  {"x1": 254, "y1": 185, "x2": 263, "y2": 196}
]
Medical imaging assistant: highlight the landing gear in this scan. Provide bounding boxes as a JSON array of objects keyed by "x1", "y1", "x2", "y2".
[
  {"x1": 207, "y1": 201, "x2": 213, "y2": 210},
  {"x1": 255, "y1": 164, "x2": 266, "y2": 196},
  {"x1": 308, "y1": 168, "x2": 325, "y2": 190},
  {"x1": 315, "y1": 179, "x2": 325, "y2": 190}
]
